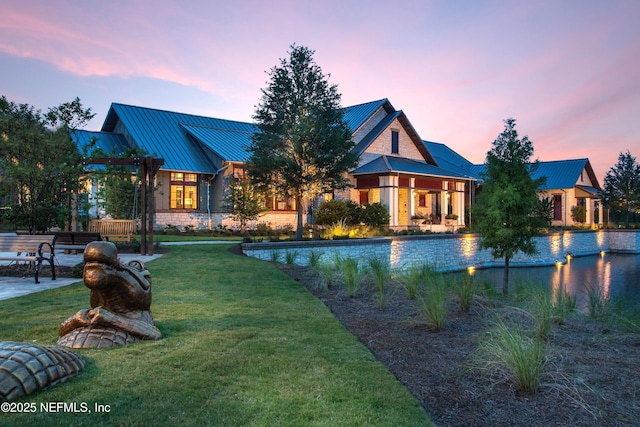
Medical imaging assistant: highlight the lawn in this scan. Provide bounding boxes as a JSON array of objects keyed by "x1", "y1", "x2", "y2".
[{"x1": 0, "y1": 244, "x2": 430, "y2": 426}]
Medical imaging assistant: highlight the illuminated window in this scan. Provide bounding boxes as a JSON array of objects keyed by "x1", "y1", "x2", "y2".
[
  {"x1": 170, "y1": 173, "x2": 198, "y2": 209},
  {"x1": 265, "y1": 196, "x2": 296, "y2": 211}
]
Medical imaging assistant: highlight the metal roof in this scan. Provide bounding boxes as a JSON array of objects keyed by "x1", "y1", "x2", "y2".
[
  {"x1": 468, "y1": 158, "x2": 600, "y2": 190},
  {"x1": 352, "y1": 155, "x2": 472, "y2": 180},
  {"x1": 342, "y1": 99, "x2": 388, "y2": 133},
  {"x1": 424, "y1": 140, "x2": 476, "y2": 178},
  {"x1": 71, "y1": 129, "x2": 130, "y2": 154},
  {"x1": 101, "y1": 104, "x2": 255, "y2": 173},
  {"x1": 181, "y1": 124, "x2": 254, "y2": 163}
]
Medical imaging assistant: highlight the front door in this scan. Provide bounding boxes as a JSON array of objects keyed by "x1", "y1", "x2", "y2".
[{"x1": 553, "y1": 195, "x2": 563, "y2": 221}]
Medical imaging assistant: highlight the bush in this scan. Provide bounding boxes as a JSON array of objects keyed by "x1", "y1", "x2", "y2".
[
  {"x1": 314, "y1": 200, "x2": 359, "y2": 226},
  {"x1": 571, "y1": 205, "x2": 587, "y2": 223},
  {"x1": 314, "y1": 200, "x2": 389, "y2": 228},
  {"x1": 360, "y1": 203, "x2": 390, "y2": 227}
]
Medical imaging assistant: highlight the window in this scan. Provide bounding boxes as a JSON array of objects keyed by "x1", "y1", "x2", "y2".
[
  {"x1": 391, "y1": 130, "x2": 399, "y2": 154},
  {"x1": 170, "y1": 172, "x2": 198, "y2": 209},
  {"x1": 265, "y1": 196, "x2": 296, "y2": 211}
]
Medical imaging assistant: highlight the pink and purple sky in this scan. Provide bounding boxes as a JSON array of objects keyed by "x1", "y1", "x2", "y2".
[{"x1": 1, "y1": 0, "x2": 639, "y2": 181}]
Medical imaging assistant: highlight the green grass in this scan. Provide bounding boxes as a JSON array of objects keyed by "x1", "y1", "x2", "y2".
[{"x1": 0, "y1": 244, "x2": 430, "y2": 426}]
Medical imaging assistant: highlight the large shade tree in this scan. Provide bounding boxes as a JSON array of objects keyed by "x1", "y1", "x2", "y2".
[
  {"x1": 0, "y1": 96, "x2": 94, "y2": 233},
  {"x1": 247, "y1": 44, "x2": 358, "y2": 239},
  {"x1": 474, "y1": 118, "x2": 546, "y2": 295},
  {"x1": 601, "y1": 151, "x2": 640, "y2": 227}
]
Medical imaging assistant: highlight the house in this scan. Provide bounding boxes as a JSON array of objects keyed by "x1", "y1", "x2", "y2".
[
  {"x1": 73, "y1": 99, "x2": 477, "y2": 232},
  {"x1": 467, "y1": 158, "x2": 603, "y2": 227},
  {"x1": 72, "y1": 98, "x2": 600, "y2": 232},
  {"x1": 533, "y1": 159, "x2": 603, "y2": 227}
]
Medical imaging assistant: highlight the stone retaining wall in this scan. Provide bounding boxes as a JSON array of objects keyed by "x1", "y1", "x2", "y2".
[{"x1": 242, "y1": 230, "x2": 640, "y2": 272}]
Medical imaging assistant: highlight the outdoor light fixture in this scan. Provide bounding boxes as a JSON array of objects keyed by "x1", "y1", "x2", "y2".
[{"x1": 467, "y1": 266, "x2": 476, "y2": 275}]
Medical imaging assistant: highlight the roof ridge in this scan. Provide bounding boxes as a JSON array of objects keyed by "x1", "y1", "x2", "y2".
[
  {"x1": 112, "y1": 103, "x2": 253, "y2": 126},
  {"x1": 180, "y1": 122, "x2": 254, "y2": 134}
]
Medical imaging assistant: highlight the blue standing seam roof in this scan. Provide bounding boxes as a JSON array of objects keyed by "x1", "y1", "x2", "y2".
[
  {"x1": 342, "y1": 99, "x2": 388, "y2": 133},
  {"x1": 181, "y1": 124, "x2": 254, "y2": 163},
  {"x1": 101, "y1": 103, "x2": 255, "y2": 173},
  {"x1": 352, "y1": 155, "x2": 474, "y2": 180}
]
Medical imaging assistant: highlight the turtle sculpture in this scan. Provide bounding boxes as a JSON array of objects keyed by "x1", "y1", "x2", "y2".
[
  {"x1": 57, "y1": 241, "x2": 162, "y2": 348},
  {"x1": 0, "y1": 341, "x2": 84, "y2": 402}
]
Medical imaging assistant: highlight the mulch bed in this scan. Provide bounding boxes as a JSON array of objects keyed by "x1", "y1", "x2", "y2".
[{"x1": 275, "y1": 262, "x2": 640, "y2": 427}]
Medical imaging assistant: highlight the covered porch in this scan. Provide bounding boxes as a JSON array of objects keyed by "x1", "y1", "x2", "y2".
[{"x1": 354, "y1": 173, "x2": 471, "y2": 232}]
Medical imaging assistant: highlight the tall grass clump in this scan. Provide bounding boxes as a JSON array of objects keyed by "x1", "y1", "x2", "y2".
[
  {"x1": 478, "y1": 318, "x2": 546, "y2": 394},
  {"x1": 418, "y1": 273, "x2": 448, "y2": 330},
  {"x1": 307, "y1": 250, "x2": 323, "y2": 269},
  {"x1": 400, "y1": 265, "x2": 422, "y2": 300},
  {"x1": 529, "y1": 286, "x2": 554, "y2": 340},
  {"x1": 285, "y1": 250, "x2": 298, "y2": 265},
  {"x1": 317, "y1": 262, "x2": 335, "y2": 289},
  {"x1": 342, "y1": 257, "x2": 361, "y2": 297},
  {"x1": 586, "y1": 282, "x2": 611, "y2": 320},
  {"x1": 367, "y1": 257, "x2": 391, "y2": 310},
  {"x1": 551, "y1": 285, "x2": 576, "y2": 323},
  {"x1": 451, "y1": 274, "x2": 476, "y2": 313},
  {"x1": 269, "y1": 250, "x2": 281, "y2": 263}
]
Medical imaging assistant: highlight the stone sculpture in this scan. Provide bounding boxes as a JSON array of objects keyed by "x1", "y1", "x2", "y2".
[
  {"x1": 57, "y1": 241, "x2": 162, "y2": 348},
  {"x1": 0, "y1": 341, "x2": 84, "y2": 402}
]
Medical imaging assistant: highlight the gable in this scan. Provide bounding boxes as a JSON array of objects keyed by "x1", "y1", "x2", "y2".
[{"x1": 363, "y1": 117, "x2": 424, "y2": 161}]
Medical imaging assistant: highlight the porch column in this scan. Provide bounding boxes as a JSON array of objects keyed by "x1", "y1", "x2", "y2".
[
  {"x1": 586, "y1": 199, "x2": 592, "y2": 226},
  {"x1": 440, "y1": 187, "x2": 447, "y2": 225},
  {"x1": 380, "y1": 176, "x2": 399, "y2": 226},
  {"x1": 598, "y1": 200, "x2": 604, "y2": 225},
  {"x1": 456, "y1": 182, "x2": 465, "y2": 225},
  {"x1": 409, "y1": 178, "x2": 416, "y2": 218}
]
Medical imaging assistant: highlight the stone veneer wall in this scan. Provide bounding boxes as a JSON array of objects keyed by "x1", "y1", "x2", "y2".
[
  {"x1": 241, "y1": 230, "x2": 640, "y2": 273},
  {"x1": 155, "y1": 212, "x2": 297, "y2": 231}
]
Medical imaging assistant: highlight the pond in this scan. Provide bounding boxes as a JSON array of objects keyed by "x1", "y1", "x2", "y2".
[{"x1": 466, "y1": 253, "x2": 640, "y2": 310}]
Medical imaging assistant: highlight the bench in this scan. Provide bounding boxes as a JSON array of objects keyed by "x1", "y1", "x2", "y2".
[
  {"x1": 88, "y1": 220, "x2": 137, "y2": 242},
  {"x1": 0, "y1": 234, "x2": 56, "y2": 283},
  {"x1": 53, "y1": 231, "x2": 105, "y2": 252}
]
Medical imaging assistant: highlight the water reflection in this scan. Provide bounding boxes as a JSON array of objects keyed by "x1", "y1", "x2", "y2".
[{"x1": 465, "y1": 254, "x2": 640, "y2": 310}]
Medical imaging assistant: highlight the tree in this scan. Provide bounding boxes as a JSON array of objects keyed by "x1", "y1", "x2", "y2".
[
  {"x1": 0, "y1": 96, "x2": 94, "y2": 233},
  {"x1": 601, "y1": 151, "x2": 640, "y2": 227},
  {"x1": 221, "y1": 175, "x2": 266, "y2": 233},
  {"x1": 473, "y1": 118, "x2": 546, "y2": 295},
  {"x1": 247, "y1": 44, "x2": 359, "y2": 239}
]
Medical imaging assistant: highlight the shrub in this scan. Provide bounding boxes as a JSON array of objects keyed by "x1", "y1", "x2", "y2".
[
  {"x1": 571, "y1": 205, "x2": 587, "y2": 223},
  {"x1": 314, "y1": 200, "x2": 359, "y2": 226},
  {"x1": 360, "y1": 203, "x2": 390, "y2": 227}
]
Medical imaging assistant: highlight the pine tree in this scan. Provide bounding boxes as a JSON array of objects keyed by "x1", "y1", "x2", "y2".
[
  {"x1": 474, "y1": 118, "x2": 546, "y2": 295},
  {"x1": 247, "y1": 45, "x2": 358, "y2": 239}
]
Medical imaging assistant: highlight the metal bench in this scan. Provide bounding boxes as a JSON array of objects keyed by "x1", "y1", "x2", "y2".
[
  {"x1": 0, "y1": 234, "x2": 56, "y2": 283},
  {"x1": 53, "y1": 231, "x2": 105, "y2": 252},
  {"x1": 88, "y1": 220, "x2": 137, "y2": 242}
]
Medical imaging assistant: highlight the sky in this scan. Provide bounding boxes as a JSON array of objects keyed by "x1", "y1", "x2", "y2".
[{"x1": 1, "y1": 0, "x2": 639, "y2": 181}]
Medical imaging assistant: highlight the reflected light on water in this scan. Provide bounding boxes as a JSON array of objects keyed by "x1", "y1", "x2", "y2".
[{"x1": 454, "y1": 254, "x2": 640, "y2": 311}]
